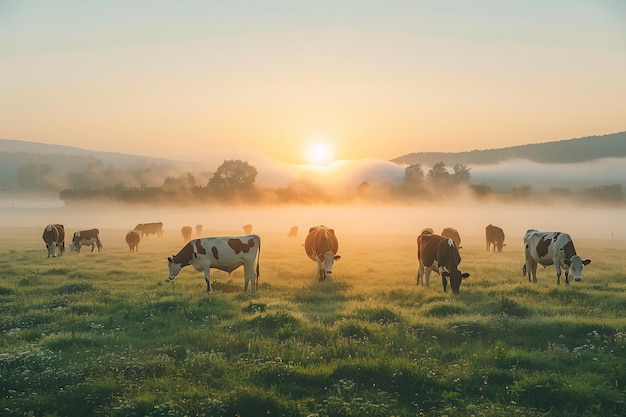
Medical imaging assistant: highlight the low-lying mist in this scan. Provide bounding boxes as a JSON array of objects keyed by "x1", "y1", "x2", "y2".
[{"x1": 2, "y1": 198, "x2": 625, "y2": 243}]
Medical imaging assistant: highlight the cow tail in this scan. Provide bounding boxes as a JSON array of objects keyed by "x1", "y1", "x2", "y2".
[{"x1": 256, "y1": 237, "x2": 261, "y2": 284}]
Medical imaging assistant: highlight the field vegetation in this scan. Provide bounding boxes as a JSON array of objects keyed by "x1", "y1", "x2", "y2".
[{"x1": 1, "y1": 227, "x2": 625, "y2": 416}]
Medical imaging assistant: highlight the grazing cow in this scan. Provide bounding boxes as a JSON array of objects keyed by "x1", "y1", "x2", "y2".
[
  {"x1": 167, "y1": 235, "x2": 261, "y2": 293},
  {"x1": 181, "y1": 226, "x2": 193, "y2": 242},
  {"x1": 485, "y1": 224, "x2": 506, "y2": 252},
  {"x1": 195, "y1": 224, "x2": 203, "y2": 237},
  {"x1": 441, "y1": 227, "x2": 462, "y2": 249},
  {"x1": 125, "y1": 230, "x2": 141, "y2": 252},
  {"x1": 134, "y1": 222, "x2": 163, "y2": 238},
  {"x1": 523, "y1": 229, "x2": 591, "y2": 285},
  {"x1": 242, "y1": 224, "x2": 253, "y2": 235},
  {"x1": 417, "y1": 228, "x2": 469, "y2": 294},
  {"x1": 42, "y1": 224, "x2": 65, "y2": 257},
  {"x1": 288, "y1": 226, "x2": 298, "y2": 238},
  {"x1": 304, "y1": 226, "x2": 341, "y2": 281},
  {"x1": 70, "y1": 229, "x2": 102, "y2": 253}
]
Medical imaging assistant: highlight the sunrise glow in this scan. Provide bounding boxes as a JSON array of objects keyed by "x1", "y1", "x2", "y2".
[{"x1": 304, "y1": 141, "x2": 335, "y2": 166}]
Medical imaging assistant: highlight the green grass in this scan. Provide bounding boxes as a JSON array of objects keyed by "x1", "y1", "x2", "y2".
[{"x1": 1, "y1": 228, "x2": 625, "y2": 416}]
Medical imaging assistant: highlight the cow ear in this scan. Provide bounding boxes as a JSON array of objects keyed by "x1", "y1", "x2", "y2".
[
  {"x1": 334, "y1": 255, "x2": 341, "y2": 261},
  {"x1": 168, "y1": 256, "x2": 173, "y2": 263},
  {"x1": 564, "y1": 259, "x2": 571, "y2": 266},
  {"x1": 583, "y1": 259, "x2": 591, "y2": 265},
  {"x1": 462, "y1": 273, "x2": 470, "y2": 279}
]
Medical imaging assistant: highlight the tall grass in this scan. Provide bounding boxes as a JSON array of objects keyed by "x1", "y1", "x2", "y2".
[{"x1": 1, "y1": 228, "x2": 625, "y2": 416}]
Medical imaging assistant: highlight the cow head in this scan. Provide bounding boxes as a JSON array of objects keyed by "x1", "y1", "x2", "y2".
[
  {"x1": 442, "y1": 270, "x2": 470, "y2": 294},
  {"x1": 46, "y1": 242, "x2": 58, "y2": 257},
  {"x1": 167, "y1": 256, "x2": 185, "y2": 280},
  {"x1": 496, "y1": 242, "x2": 506, "y2": 252},
  {"x1": 564, "y1": 255, "x2": 591, "y2": 281},
  {"x1": 318, "y1": 252, "x2": 341, "y2": 281}
]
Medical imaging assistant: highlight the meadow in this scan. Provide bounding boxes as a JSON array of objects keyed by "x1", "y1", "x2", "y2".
[{"x1": 1, "y1": 225, "x2": 625, "y2": 417}]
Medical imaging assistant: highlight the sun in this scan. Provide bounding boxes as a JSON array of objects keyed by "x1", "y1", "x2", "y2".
[{"x1": 305, "y1": 141, "x2": 335, "y2": 165}]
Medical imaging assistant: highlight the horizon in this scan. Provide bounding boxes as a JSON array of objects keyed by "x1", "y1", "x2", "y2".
[{"x1": 1, "y1": 1, "x2": 625, "y2": 165}]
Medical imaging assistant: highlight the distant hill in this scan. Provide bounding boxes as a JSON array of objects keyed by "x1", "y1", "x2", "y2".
[
  {"x1": 0, "y1": 139, "x2": 205, "y2": 189},
  {"x1": 392, "y1": 131, "x2": 626, "y2": 167}
]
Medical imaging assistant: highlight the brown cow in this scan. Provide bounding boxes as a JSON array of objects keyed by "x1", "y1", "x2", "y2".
[
  {"x1": 181, "y1": 226, "x2": 193, "y2": 242},
  {"x1": 134, "y1": 222, "x2": 163, "y2": 238},
  {"x1": 125, "y1": 230, "x2": 141, "y2": 252},
  {"x1": 70, "y1": 229, "x2": 102, "y2": 253},
  {"x1": 441, "y1": 227, "x2": 462, "y2": 249},
  {"x1": 417, "y1": 228, "x2": 469, "y2": 294},
  {"x1": 304, "y1": 225, "x2": 340, "y2": 281},
  {"x1": 485, "y1": 224, "x2": 506, "y2": 252},
  {"x1": 242, "y1": 224, "x2": 253, "y2": 235},
  {"x1": 42, "y1": 224, "x2": 65, "y2": 257},
  {"x1": 287, "y1": 226, "x2": 298, "y2": 238},
  {"x1": 195, "y1": 224, "x2": 203, "y2": 237}
]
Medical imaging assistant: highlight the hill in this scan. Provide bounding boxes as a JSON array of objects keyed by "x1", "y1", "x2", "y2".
[
  {"x1": 0, "y1": 139, "x2": 205, "y2": 189},
  {"x1": 392, "y1": 131, "x2": 626, "y2": 166}
]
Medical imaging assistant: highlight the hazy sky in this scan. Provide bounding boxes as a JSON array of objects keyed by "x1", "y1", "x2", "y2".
[{"x1": 1, "y1": 0, "x2": 625, "y2": 165}]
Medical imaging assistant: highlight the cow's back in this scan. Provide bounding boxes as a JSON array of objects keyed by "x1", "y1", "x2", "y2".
[
  {"x1": 305, "y1": 226, "x2": 338, "y2": 259},
  {"x1": 419, "y1": 231, "x2": 461, "y2": 269}
]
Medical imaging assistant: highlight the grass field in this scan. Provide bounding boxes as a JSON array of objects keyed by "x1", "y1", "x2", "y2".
[{"x1": 1, "y1": 226, "x2": 625, "y2": 416}]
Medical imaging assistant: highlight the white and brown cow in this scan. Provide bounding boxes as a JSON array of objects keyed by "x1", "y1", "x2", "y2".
[
  {"x1": 125, "y1": 230, "x2": 141, "y2": 252},
  {"x1": 485, "y1": 224, "x2": 506, "y2": 252},
  {"x1": 441, "y1": 227, "x2": 462, "y2": 249},
  {"x1": 42, "y1": 224, "x2": 65, "y2": 257},
  {"x1": 181, "y1": 226, "x2": 193, "y2": 242},
  {"x1": 417, "y1": 228, "x2": 469, "y2": 294},
  {"x1": 167, "y1": 235, "x2": 261, "y2": 293},
  {"x1": 304, "y1": 226, "x2": 340, "y2": 281},
  {"x1": 523, "y1": 229, "x2": 591, "y2": 285},
  {"x1": 70, "y1": 229, "x2": 102, "y2": 253},
  {"x1": 134, "y1": 222, "x2": 163, "y2": 238}
]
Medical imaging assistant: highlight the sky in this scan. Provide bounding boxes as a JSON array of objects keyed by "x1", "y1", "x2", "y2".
[{"x1": 1, "y1": 0, "x2": 625, "y2": 166}]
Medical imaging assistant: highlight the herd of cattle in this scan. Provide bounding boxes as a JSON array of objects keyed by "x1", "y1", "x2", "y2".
[{"x1": 41, "y1": 221, "x2": 591, "y2": 295}]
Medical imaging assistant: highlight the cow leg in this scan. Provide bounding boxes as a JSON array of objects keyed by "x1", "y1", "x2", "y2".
[
  {"x1": 204, "y1": 269, "x2": 213, "y2": 293},
  {"x1": 554, "y1": 263, "x2": 562, "y2": 285},
  {"x1": 244, "y1": 264, "x2": 256, "y2": 293},
  {"x1": 441, "y1": 275, "x2": 448, "y2": 293},
  {"x1": 423, "y1": 268, "x2": 432, "y2": 287},
  {"x1": 417, "y1": 262, "x2": 425, "y2": 286},
  {"x1": 317, "y1": 260, "x2": 326, "y2": 282}
]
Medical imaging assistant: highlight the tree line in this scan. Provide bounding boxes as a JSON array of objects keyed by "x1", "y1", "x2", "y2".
[{"x1": 12, "y1": 159, "x2": 624, "y2": 204}]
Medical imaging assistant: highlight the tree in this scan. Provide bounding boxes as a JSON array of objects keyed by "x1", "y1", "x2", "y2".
[
  {"x1": 207, "y1": 159, "x2": 258, "y2": 198},
  {"x1": 427, "y1": 162, "x2": 451, "y2": 185},
  {"x1": 17, "y1": 163, "x2": 40, "y2": 190},
  {"x1": 452, "y1": 164, "x2": 471, "y2": 184},
  {"x1": 399, "y1": 164, "x2": 425, "y2": 195}
]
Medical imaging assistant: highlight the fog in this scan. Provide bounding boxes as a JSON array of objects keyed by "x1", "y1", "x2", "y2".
[
  {"x1": 2, "y1": 198, "x2": 625, "y2": 243},
  {"x1": 252, "y1": 155, "x2": 626, "y2": 191}
]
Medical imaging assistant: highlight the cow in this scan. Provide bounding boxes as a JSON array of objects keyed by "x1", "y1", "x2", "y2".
[
  {"x1": 134, "y1": 222, "x2": 163, "y2": 238},
  {"x1": 70, "y1": 229, "x2": 102, "y2": 253},
  {"x1": 42, "y1": 224, "x2": 65, "y2": 257},
  {"x1": 485, "y1": 224, "x2": 506, "y2": 252},
  {"x1": 417, "y1": 228, "x2": 470, "y2": 294},
  {"x1": 304, "y1": 226, "x2": 340, "y2": 281},
  {"x1": 195, "y1": 224, "x2": 203, "y2": 237},
  {"x1": 441, "y1": 227, "x2": 462, "y2": 249},
  {"x1": 287, "y1": 226, "x2": 298, "y2": 238},
  {"x1": 181, "y1": 226, "x2": 193, "y2": 242},
  {"x1": 125, "y1": 230, "x2": 141, "y2": 252},
  {"x1": 167, "y1": 235, "x2": 261, "y2": 293},
  {"x1": 523, "y1": 229, "x2": 591, "y2": 285},
  {"x1": 242, "y1": 224, "x2": 253, "y2": 235}
]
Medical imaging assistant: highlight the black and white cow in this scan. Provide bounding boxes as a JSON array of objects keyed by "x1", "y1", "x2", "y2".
[
  {"x1": 42, "y1": 224, "x2": 65, "y2": 257},
  {"x1": 167, "y1": 235, "x2": 261, "y2": 293},
  {"x1": 417, "y1": 228, "x2": 470, "y2": 294},
  {"x1": 70, "y1": 229, "x2": 102, "y2": 253},
  {"x1": 523, "y1": 229, "x2": 591, "y2": 285}
]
